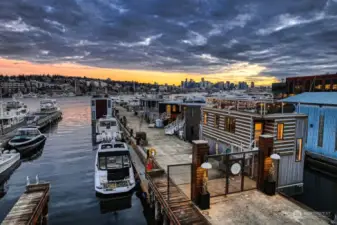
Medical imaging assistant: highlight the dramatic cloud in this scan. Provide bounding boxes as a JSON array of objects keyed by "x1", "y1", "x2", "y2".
[{"x1": 0, "y1": 0, "x2": 337, "y2": 83}]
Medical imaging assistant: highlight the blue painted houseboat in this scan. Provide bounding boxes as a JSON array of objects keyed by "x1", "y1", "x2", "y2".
[{"x1": 281, "y1": 92, "x2": 337, "y2": 175}]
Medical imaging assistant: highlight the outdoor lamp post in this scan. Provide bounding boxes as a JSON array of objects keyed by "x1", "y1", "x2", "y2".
[{"x1": 199, "y1": 162, "x2": 212, "y2": 210}]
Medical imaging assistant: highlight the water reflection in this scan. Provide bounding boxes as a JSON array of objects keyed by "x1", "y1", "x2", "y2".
[
  {"x1": 21, "y1": 144, "x2": 45, "y2": 162},
  {"x1": 0, "y1": 181, "x2": 9, "y2": 199},
  {"x1": 99, "y1": 195, "x2": 132, "y2": 214}
]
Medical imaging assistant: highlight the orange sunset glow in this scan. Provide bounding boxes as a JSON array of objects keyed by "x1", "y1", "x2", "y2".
[{"x1": 0, "y1": 57, "x2": 278, "y2": 86}]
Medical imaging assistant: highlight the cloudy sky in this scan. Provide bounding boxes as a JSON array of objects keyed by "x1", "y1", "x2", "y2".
[{"x1": 0, "y1": 0, "x2": 337, "y2": 85}]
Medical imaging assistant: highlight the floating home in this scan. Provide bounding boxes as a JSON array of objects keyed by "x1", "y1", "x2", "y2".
[
  {"x1": 90, "y1": 95, "x2": 113, "y2": 143},
  {"x1": 139, "y1": 97, "x2": 163, "y2": 123},
  {"x1": 200, "y1": 98, "x2": 308, "y2": 191},
  {"x1": 159, "y1": 97, "x2": 205, "y2": 141},
  {"x1": 281, "y1": 92, "x2": 337, "y2": 174}
]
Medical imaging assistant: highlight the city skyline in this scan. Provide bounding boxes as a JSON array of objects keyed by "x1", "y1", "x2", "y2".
[{"x1": 0, "y1": 1, "x2": 336, "y2": 85}]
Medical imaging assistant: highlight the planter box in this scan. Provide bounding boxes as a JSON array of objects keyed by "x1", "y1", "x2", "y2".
[
  {"x1": 198, "y1": 192, "x2": 210, "y2": 210},
  {"x1": 264, "y1": 180, "x2": 276, "y2": 196}
]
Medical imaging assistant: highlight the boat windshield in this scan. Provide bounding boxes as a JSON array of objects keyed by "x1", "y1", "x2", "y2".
[
  {"x1": 16, "y1": 129, "x2": 40, "y2": 136},
  {"x1": 99, "y1": 154, "x2": 130, "y2": 170},
  {"x1": 99, "y1": 121, "x2": 117, "y2": 128}
]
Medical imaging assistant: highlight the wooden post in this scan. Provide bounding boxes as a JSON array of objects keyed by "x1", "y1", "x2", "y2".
[
  {"x1": 257, "y1": 135, "x2": 274, "y2": 192},
  {"x1": 191, "y1": 140, "x2": 209, "y2": 204}
]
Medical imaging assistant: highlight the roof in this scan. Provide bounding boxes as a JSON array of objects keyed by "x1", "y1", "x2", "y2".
[
  {"x1": 98, "y1": 142, "x2": 128, "y2": 152},
  {"x1": 280, "y1": 92, "x2": 337, "y2": 106}
]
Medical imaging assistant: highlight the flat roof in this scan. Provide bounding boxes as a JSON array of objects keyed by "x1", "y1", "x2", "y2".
[{"x1": 280, "y1": 92, "x2": 337, "y2": 106}]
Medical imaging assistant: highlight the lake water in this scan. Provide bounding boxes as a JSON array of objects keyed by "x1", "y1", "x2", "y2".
[{"x1": 0, "y1": 97, "x2": 147, "y2": 225}]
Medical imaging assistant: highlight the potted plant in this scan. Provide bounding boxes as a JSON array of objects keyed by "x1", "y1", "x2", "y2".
[
  {"x1": 264, "y1": 162, "x2": 277, "y2": 196},
  {"x1": 198, "y1": 166, "x2": 211, "y2": 209}
]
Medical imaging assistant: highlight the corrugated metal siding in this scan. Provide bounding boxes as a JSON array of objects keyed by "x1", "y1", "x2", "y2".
[
  {"x1": 277, "y1": 118, "x2": 307, "y2": 187},
  {"x1": 298, "y1": 105, "x2": 337, "y2": 159},
  {"x1": 202, "y1": 107, "x2": 253, "y2": 150}
]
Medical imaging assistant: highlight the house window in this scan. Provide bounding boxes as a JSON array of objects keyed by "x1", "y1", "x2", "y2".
[
  {"x1": 108, "y1": 100, "x2": 111, "y2": 108},
  {"x1": 172, "y1": 105, "x2": 177, "y2": 112},
  {"x1": 203, "y1": 112, "x2": 208, "y2": 125},
  {"x1": 318, "y1": 115, "x2": 324, "y2": 147},
  {"x1": 335, "y1": 128, "x2": 337, "y2": 151},
  {"x1": 166, "y1": 105, "x2": 171, "y2": 114},
  {"x1": 224, "y1": 117, "x2": 235, "y2": 133},
  {"x1": 277, "y1": 123, "x2": 284, "y2": 140},
  {"x1": 314, "y1": 80, "x2": 322, "y2": 91},
  {"x1": 91, "y1": 100, "x2": 95, "y2": 106},
  {"x1": 296, "y1": 138, "x2": 303, "y2": 161},
  {"x1": 324, "y1": 80, "x2": 331, "y2": 90},
  {"x1": 254, "y1": 123, "x2": 263, "y2": 146},
  {"x1": 215, "y1": 115, "x2": 220, "y2": 128},
  {"x1": 333, "y1": 79, "x2": 337, "y2": 90}
]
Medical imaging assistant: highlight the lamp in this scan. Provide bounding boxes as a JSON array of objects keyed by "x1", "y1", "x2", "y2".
[
  {"x1": 270, "y1": 153, "x2": 281, "y2": 160},
  {"x1": 201, "y1": 162, "x2": 212, "y2": 169}
]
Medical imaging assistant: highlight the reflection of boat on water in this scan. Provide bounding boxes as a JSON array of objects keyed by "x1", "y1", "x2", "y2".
[
  {"x1": 8, "y1": 127, "x2": 46, "y2": 158},
  {"x1": 0, "y1": 181, "x2": 8, "y2": 199},
  {"x1": 21, "y1": 144, "x2": 45, "y2": 162},
  {"x1": 99, "y1": 195, "x2": 132, "y2": 214}
]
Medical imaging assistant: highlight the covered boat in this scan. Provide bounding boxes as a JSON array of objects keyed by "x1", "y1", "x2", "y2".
[
  {"x1": 95, "y1": 142, "x2": 136, "y2": 196},
  {"x1": 8, "y1": 127, "x2": 46, "y2": 157}
]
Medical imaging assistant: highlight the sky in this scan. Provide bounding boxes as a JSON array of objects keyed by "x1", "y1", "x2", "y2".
[{"x1": 0, "y1": 0, "x2": 337, "y2": 85}]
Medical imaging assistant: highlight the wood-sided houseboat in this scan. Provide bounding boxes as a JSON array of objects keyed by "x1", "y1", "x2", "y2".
[{"x1": 200, "y1": 97, "x2": 308, "y2": 193}]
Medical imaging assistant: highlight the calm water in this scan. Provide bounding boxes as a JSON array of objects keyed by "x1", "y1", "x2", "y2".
[{"x1": 0, "y1": 97, "x2": 147, "y2": 225}]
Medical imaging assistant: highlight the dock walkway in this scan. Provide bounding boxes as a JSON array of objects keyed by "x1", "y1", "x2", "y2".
[
  {"x1": 117, "y1": 106, "x2": 192, "y2": 171},
  {"x1": 2, "y1": 183, "x2": 50, "y2": 225}
]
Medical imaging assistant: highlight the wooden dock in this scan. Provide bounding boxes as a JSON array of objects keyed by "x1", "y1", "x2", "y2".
[
  {"x1": 147, "y1": 171, "x2": 210, "y2": 225},
  {"x1": 1, "y1": 183, "x2": 50, "y2": 225},
  {"x1": 116, "y1": 112, "x2": 210, "y2": 225}
]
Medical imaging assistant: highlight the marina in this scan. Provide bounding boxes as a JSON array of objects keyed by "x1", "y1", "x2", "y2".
[{"x1": 0, "y1": 96, "x2": 336, "y2": 224}]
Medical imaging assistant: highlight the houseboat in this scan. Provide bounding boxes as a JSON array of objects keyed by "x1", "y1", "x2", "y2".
[
  {"x1": 159, "y1": 98, "x2": 206, "y2": 141},
  {"x1": 281, "y1": 92, "x2": 337, "y2": 176},
  {"x1": 91, "y1": 95, "x2": 114, "y2": 144},
  {"x1": 200, "y1": 97, "x2": 308, "y2": 194},
  {"x1": 95, "y1": 142, "x2": 136, "y2": 197}
]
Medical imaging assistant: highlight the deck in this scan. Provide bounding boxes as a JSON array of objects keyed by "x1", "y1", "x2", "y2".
[
  {"x1": 2, "y1": 183, "x2": 50, "y2": 225},
  {"x1": 147, "y1": 171, "x2": 210, "y2": 225}
]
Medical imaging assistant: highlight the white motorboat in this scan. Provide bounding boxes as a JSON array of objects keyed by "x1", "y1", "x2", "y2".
[
  {"x1": 95, "y1": 142, "x2": 136, "y2": 196},
  {"x1": 0, "y1": 150, "x2": 21, "y2": 184},
  {"x1": 8, "y1": 127, "x2": 46, "y2": 157},
  {"x1": 0, "y1": 99, "x2": 28, "y2": 133},
  {"x1": 23, "y1": 93, "x2": 38, "y2": 98},
  {"x1": 40, "y1": 99, "x2": 60, "y2": 114},
  {"x1": 96, "y1": 117, "x2": 123, "y2": 143},
  {"x1": 12, "y1": 92, "x2": 23, "y2": 99}
]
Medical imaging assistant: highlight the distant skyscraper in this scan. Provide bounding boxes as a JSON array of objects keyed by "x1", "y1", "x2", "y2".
[{"x1": 251, "y1": 82, "x2": 255, "y2": 88}]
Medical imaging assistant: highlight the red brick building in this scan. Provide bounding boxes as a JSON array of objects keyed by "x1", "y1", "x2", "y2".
[{"x1": 286, "y1": 74, "x2": 337, "y2": 95}]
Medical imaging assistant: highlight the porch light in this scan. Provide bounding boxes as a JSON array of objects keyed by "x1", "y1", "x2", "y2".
[
  {"x1": 201, "y1": 162, "x2": 212, "y2": 169},
  {"x1": 270, "y1": 153, "x2": 281, "y2": 160}
]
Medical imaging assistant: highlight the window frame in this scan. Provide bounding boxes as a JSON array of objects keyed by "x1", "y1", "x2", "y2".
[
  {"x1": 224, "y1": 116, "x2": 236, "y2": 133},
  {"x1": 215, "y1": 115, "x2": 220, "y2": 128},
  {"x1": 318, "y1": 114, "x2": 324, "y2": 147},
  {"x1": 277, "y1": 123, "x2": 284, "y2": 140},
  {"x1": 203, "y1": 112, "x2": 208, "y2": 125},
  {"x1": 295, "y1": 138, "x2": 303, "y2": 162}
]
